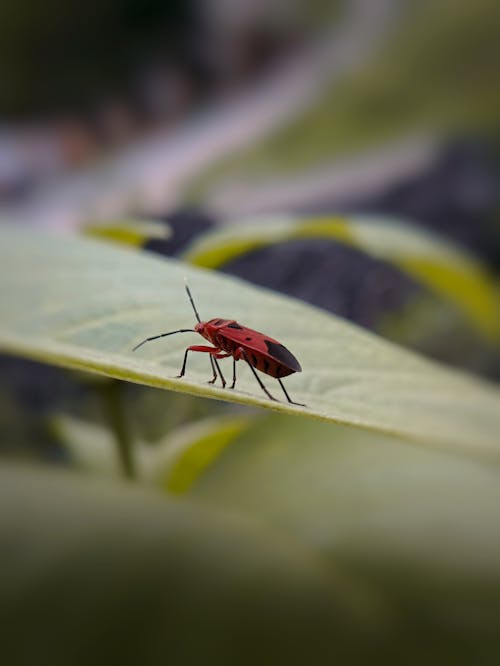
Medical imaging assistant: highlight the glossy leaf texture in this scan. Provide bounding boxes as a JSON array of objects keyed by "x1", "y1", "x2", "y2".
[{"x1": 1, "y1": 226, "x2": 500, "y2": 462}]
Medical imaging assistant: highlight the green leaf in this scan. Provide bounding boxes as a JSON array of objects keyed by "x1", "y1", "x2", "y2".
[
  {"x1": 3, "y1": 448, "x2": 500, "y2": 664},
  {"x1": 183, "y1": 215, "x2": 500, "y2": 342},
  {"x1": 84, "y1": 218, "x2": 171, "y2": 247},
  {"x1": 0, "y1": 463, "x2": 362, "y2": 666},
  {"x1": 190, "y1": 414, "x2": 500, "y2": 570},
  {"x1": 1, "y1": 226, "x2": 500, "y2": 463},
  {"x1": 51, "y1": 414, "x2": 124, "y2": 477},
  {"x1": 54, "y1": 412, "x2": 254, "y2": 491},
  {"x1": 188, "y1": 414, "x2": 500, "y2": 656},
  {"x1": 143, "y1": 416, "x2": 255, "y2": 494}
]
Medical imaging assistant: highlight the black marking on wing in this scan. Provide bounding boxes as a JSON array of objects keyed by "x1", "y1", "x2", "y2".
[
  {"x1": 263, "y1": 359, "x2": 270, "y2": 373},
  {"x1": 264, "y1": 340, "x2": 302, "y2": 372},
  {"x1": 214, "y1": 319, "x2": 223, "y2": 325},
  {"x1": 227, "y1": 322, "x2": 243, "y2": 329},
  {"x1": 251, "y1": 353, "x2": 258, "y2": 366}
]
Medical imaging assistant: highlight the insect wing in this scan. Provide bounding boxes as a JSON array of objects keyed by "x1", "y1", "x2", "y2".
[{"x1": 219, "y1": 323, "x2": 302, "y2": 373}]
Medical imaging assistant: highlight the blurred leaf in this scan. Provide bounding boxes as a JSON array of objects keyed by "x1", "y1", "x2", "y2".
[
  {"x1": 54, "y1": 412, "x2": 254, "y2": 490},
  {"x1": 0, "y1": 463, "x2": 361, "y2": 666},
  {"x1": 1, "y1": 227, "x2": 500, "y2": 463},
  {"x1": 143, "y1": 416, "x2": 254, "y2": 493},
  {"x1": 190, "y1": 414, "x2": 500, "y2": 573},
  {"x1": 188, "y1": 414, "x2": 500, "y2": 658},
  {"x1": 84, "y1": 219, "x2": 171, "y2": 247},
  {"x1": 183, "y1": 215, "x2": 500, "y2": 342},
  {"x1": 51, "y1": 414, "x2": 123, "y2": 477}
]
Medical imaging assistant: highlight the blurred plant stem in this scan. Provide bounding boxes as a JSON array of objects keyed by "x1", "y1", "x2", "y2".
[{"x1": 98, "y1": 380, "x2": 136, "y2": 480}]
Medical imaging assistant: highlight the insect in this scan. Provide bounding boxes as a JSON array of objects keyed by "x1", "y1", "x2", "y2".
[{"x1": 133, "y1": 284, "x2": 304, "y2": 405}]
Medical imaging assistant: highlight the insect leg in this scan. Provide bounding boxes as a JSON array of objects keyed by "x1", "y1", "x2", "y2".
[
  {"x1": 210, "y1": 356, "x2": 227, "y2": 388},
  {"x1": 277, "y1": 378, "x2": 305, "y2": 407},
  {"x1": 177, "y1": 345, "x2": 228, "y2": 387},
  {"x1": 241, "y1": 350, "x2": 277, "y2": 401},
  {"x1": 212, "y1": 352, "x2": 233, "y2": 389},
  {"x1": 208, "y1": 356, "x2": 218, "y2": 384},
  {"x1": 229, "y1": 357, "x2": 237, "y2": 389},
  {"x1": 177, "y1": 347, "x2": 191, "y2": 378}
]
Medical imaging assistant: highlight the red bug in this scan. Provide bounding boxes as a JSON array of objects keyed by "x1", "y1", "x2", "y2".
[{"x1": 133, "y1": 284, "x2": 304, "y2": 405}]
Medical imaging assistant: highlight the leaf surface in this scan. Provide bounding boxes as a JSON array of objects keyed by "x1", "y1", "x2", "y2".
[{"x1": 1, "y1": 227, "x2": 500, "y2": 461}]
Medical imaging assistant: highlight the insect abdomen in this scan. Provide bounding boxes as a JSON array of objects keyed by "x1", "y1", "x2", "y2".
[
  {"x1": 255, "y1": 355, "x2": 295, "y2": 378},
  {"x1": 218, "y1": 335, "x2": 294, "y2": 378}
]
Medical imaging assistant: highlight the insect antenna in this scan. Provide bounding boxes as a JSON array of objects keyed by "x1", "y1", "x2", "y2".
[
  {"x1": 184, "y1": 280, "x2": 201, "y2": 323},
  {"x1": 132, "y1": 329, "x2": 195, "y2": 352}
]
